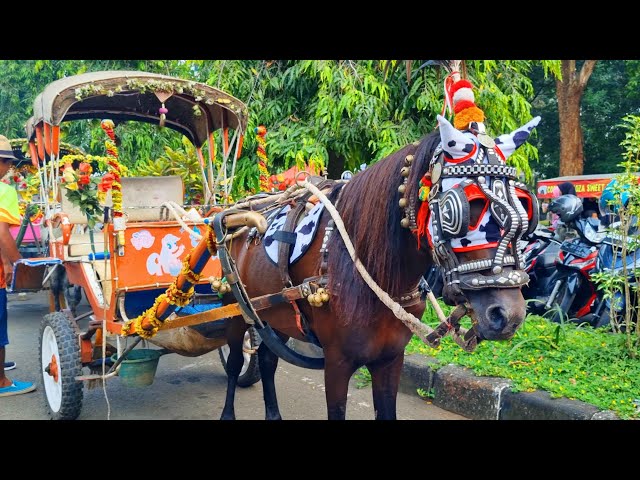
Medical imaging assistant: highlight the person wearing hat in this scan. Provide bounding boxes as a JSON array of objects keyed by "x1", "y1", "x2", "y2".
[{"x1": 0, "y1": 134, "x2": 35, "y2": 397}]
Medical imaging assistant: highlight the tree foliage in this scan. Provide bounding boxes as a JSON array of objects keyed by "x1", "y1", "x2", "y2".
[
  {"x1": 0, "y1": 59, "x2": 560, "y2": 197},
  {"x1": 530, "y1": 60, "x2": 640, "y2": 180}
]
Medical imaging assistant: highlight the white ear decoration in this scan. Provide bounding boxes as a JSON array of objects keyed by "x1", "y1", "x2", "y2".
[
  {"x1": 494, "y1": 116, "x2": 541, "y2": 160},
  {"x1": 437, "y1": 115, "x2": 477, "y2": 160}
]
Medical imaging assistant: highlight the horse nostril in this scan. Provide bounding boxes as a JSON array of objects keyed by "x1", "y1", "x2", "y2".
[{"x1": 486, "y1": 304, "x2": 508, "y2": 330}]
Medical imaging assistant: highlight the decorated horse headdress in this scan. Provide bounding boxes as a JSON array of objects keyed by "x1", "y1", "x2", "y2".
[{"x1": 408, "y1": 73, "x2": 540, "y2": 299}]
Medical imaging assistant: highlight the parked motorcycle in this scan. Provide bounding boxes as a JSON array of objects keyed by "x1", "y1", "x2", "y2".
[
  {"x1": 588, "y1": 221, "x2": 640, "y2": 329},
  {"x1": 521, "y1": 227, "x2": 562, "y2": 314},
  {"x1": 542, "y1": 195, "x2": 607, "y2": 326}
]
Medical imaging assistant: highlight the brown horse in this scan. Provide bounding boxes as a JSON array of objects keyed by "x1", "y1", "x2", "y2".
[{"x1": 217, "y1": 113, "x2": 540, "y2": 420}]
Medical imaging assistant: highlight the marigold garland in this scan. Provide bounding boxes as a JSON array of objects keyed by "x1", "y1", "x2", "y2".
[
  {"x1": 255, "y1": 125, "x2": 270, "y2": 192},
  {"x1": 100, "y1": 120, "x2": 124, "y2": 217},
  {"x1": 206, "y1": 227, "x2": 218, "y2": 256},
  {"x1": 166, "y1": 282, "x2": 195, "y2": 306},
  {"x1": 181, "y1": 253, "x2": 202, "y2": 284},
  {"x1": 121, "y1": 280, "x2": 196, "y2": 338}
]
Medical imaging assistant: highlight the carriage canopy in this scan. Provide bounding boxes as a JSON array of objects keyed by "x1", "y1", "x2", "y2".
[{"x1": 25, "y1": 70, "x2": 249, "y2": 149}]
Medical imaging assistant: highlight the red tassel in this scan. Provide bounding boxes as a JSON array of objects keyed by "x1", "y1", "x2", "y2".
[{"x1": 413, "y1": 199, "x2": 431, "y2": 250}]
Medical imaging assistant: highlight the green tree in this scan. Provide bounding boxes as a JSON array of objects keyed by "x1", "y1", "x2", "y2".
[
  {"x1": 530, "y1": 60, "x2": 640, "y2": 180},
  {"x1": 0, "y1": 59, "x2": 559, "y2": 197}
]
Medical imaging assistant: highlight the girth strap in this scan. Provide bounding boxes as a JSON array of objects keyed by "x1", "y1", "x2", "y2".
[{"x1": 277, "y1": 202, "x2": 308, "y2": 286}]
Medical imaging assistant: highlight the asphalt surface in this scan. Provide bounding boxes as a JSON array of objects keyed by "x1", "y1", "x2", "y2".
[{"x1": 1, "y1": 290, "x2": 467, "y2": 421}]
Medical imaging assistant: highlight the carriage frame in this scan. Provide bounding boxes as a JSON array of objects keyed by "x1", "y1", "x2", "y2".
[{"x1": 11, "y1": 70, "x2": 264, "y2": 420}]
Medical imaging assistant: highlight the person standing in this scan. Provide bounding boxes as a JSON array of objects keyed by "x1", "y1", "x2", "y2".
[{"x1": 0, "y1": 135, "x2": 35, "y2": 397}]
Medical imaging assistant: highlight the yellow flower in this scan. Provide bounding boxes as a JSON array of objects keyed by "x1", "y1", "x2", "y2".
[
  {"x1": 62, "y1": 169, "x2": 76, "y2": 183},
  {"x1": 65, "y1": 182, "x2": 79, "y2": 191}
]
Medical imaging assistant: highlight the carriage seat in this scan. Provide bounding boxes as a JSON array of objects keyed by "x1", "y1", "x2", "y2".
[
  {"x1": 60, "y1": 175, "x2": 185, "y2": 224},
  {"x1": 65, "y1": 233, "x2": 106, "y2": 258}
]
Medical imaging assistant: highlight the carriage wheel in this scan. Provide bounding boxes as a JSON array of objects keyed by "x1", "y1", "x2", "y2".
[
  {"x1": 39, "y1": 311, "x2": 84, "y2": 420},
  {"x1": 218, "y1": 327, "x2": 261, "y2": 387}
]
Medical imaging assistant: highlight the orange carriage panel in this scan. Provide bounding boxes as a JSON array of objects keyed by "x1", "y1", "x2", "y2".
[{"x1": 115, "y1": 223, "x2": 221, "y2": 289}]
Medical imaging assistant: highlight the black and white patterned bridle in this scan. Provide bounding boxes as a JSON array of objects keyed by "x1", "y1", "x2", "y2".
[{"x1": 403, "y1": 125, "x2": 538, "y2": 300}]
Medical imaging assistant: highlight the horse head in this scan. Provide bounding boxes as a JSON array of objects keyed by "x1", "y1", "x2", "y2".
[{"x1": 407, "y1": 113, "x2": 540, "y2": 342}]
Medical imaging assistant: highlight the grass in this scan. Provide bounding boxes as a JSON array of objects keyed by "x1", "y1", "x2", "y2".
[{"x1": 405, "y1": 312, "x2": 640, "y2": 419}]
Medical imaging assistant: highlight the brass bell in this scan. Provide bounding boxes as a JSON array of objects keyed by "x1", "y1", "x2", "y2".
[
  {"x1": 400, "y1": 217, "x2": 410, "y2": 228},
  {"x1": 400, "y1": 167, "x2": 410, "y2": 177},
  {"x1": 212, "y1": 279, "x2": 222, "y2": 290},
  {"x1": 320, "y1": 292, "x2": 330, "y2": 303},
  {"x1": 404, "y1": 154, "x2": 414, "y2": 166},
  {"x1": 399, "y1": 198, "x2": 407, "y2": 208},
  {"x1": 398, "y1": 184, "x2": 406, "y2": 194}
]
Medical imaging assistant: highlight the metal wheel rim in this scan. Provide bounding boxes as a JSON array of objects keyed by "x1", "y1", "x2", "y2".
[
  {"x1": 220, "y1": 330, "x2": 253, "y2": 376},
  {"x1": 41, "y1": 324, "x2": 62, "y2": 412}
]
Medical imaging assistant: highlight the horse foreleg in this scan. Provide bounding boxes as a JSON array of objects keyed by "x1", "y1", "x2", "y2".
[
  {"x1": 257, "y1": 341, "x2": 282, "y2": 420},
  {"x1": 324, "y1": 357, "x2": 357, "y2": 420},
  {"x1": 367, "y1": 353, "x2": 404, "y2": 420},
  {"x1": 219, "y1": 323, "x2": 247, "y2": 420}
]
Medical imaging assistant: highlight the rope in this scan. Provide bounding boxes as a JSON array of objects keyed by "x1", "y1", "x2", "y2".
[{"x1": 161, "y1": 201, "x2": 204, "y2": 241}]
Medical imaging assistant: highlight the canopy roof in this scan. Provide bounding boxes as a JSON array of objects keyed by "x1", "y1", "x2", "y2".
[{"x1": 26, "y1": 71, "x2": 248, "y2": 148}]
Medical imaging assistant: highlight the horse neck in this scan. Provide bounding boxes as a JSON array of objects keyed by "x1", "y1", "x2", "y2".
[{"x1": 331, "y1": 177, "x2": 431, "y2": 298}]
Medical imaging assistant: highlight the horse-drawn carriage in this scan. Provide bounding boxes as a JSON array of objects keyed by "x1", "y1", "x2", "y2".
[
  {"x1": 12, "y1": 65, "x2": 542, "y2": 420},
  {"x1": 10, "y1": 71, "x2": 265, "y2": 419}
]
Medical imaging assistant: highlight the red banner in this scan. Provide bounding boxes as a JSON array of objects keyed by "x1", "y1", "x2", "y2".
[{"x1": 537, "y1": 177, "x2": 613, "y2": 199}]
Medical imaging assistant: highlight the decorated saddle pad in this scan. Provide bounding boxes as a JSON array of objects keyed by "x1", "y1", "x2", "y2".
[{"x1": 263, "y1": 202, "x2": 325, "y2": 266}]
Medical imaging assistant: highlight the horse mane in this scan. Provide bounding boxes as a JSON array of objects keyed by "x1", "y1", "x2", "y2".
[{"x1": 325, "y1": 131, "x2": 441, "y2": 325}]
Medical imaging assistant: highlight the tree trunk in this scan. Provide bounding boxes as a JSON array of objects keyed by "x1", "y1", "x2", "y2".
[{"x1": 556, "y1": 60, "x2": 597, "y2": 176}]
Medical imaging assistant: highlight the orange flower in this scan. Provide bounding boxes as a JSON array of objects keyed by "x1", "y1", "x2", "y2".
[
  {"x1": 78, "y1": 162, "x2": 92, "y2": 174},
  {"x1": 78, "y1": 175, "x2": 90, "y2": 186}
]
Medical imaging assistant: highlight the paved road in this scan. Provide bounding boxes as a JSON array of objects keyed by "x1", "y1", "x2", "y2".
[{"x1": 1, "y1": 290, "x2": 466, "y2": 421}]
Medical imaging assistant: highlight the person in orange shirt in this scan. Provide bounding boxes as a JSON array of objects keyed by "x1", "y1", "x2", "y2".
[{"x1": 0, "y1": 135, "x2": 35, "y2": 397}]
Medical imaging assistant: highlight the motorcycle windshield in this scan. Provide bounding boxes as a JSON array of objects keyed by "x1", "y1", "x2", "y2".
[{"x1": 575, "y1": 218, "x2": 607, "y2": 244}]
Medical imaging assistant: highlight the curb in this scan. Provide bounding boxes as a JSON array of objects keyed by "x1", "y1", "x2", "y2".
[{"x1": 400, "y1": 354, "x2": 619, "y2": 420}]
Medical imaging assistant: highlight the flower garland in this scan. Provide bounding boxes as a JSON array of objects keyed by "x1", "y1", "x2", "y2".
[
  {"x1": 255, "y1": 125, "x2": 270, "y2": 192},
  {"x1": 100, "y1": 120, "x2": 123, "y2": 217}
]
